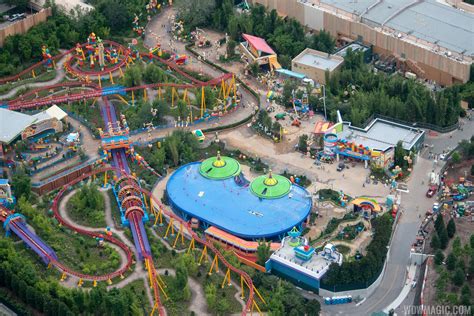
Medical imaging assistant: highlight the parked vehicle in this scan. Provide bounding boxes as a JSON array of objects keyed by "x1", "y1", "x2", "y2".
[
  {"x1": 426, "y1": 185, "x2": 437, "y2": 198},
  {"x1": 8, "y1": 13, "x2": 26, "y2": 22},
  {"x1": 336, "y1": 162, "x2": 345, "y2": 172}
]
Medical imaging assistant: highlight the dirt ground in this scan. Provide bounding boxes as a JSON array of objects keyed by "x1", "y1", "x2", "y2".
[
  {"x1": 443, "y1": 159, "x2": 474, "y2": 184},
  {"x1": 192, "y1": 27, "x2": 319, "y2": 144},
  {"x1": 306, "y1": 201, "x2": 347, "y2": 239}
]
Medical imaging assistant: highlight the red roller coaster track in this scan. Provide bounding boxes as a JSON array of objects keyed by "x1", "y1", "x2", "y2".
[
  {"x1": 1, "y1": 39, "x2": 254, "y2": 315},
  {"x1": 50, "y1": 167, "x2": 256, "y2": 315}
]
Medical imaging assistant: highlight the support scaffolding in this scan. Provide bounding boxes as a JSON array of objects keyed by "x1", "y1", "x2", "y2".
[{"x1": 172, "y1": 223, "x2": 185, "y2": 248}]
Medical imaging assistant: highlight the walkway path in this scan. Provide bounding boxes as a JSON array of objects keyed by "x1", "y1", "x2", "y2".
[
  {"x1": 0, "y1": 52, "x2": 70, "y2": 100},
  {"x1": 58, "y1": 189, "x2": 131, "y2": 271}
]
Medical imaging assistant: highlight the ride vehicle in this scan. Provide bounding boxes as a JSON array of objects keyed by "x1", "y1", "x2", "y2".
[
  {"x1": 192, "y1": 129, "x2": 205, "y2": 143},
  {"x1": 426, "y1": 185, "x2": 437, "y2": 198}
]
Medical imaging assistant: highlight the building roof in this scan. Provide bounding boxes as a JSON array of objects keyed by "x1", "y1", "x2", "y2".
[
  {"x1": 166, "y1": 162, "x2": 312, "y2": 239},
  {"x1": 293, "y1": 48, "x2": 344, "y2": 71},
  {"x1": 32, "y1": 105, "x2": 67, "y2": 123},
  {"x1": 250, "y1": 172, "x2": 292, "y2": 199},
  {"x1": 242, "y1": 33, "x2": 276, "y2": 55},
  {"x1": 275, "y1": 68, "x2": 307, "y2": 79},
  {"x1": 199, "y1": 154, "x2": 241, "y2": 180},
  {"x1": 319, "y1": 0, "x2": 474, "y2": 56},
  {"x1": 270, "y1": 236, "x2": 342, "y2": 280},
  {"x1": 205, "y1": 226, "x2": 280, "y2": 251},
  {"x1": 335, "y1": 42, "x2": 371, "y2": 58},
  {"x1": 45, "y1": 105, "x2": 68, "y2": 121},
  {"x1": 30, "y1": 0, "x2": 93, "y2": 14},
  {"x1": 339, "y1": 118, "x2": 424, "y2": 152},
  {"x1": 313, "y1": 121, "x2": 335, "y2": 134},
  {"x1": 0, "y1": 108, "x2": 36, "y2": 144}
]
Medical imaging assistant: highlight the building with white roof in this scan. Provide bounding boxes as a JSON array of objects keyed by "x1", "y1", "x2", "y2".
[
  {"x1": 0, "y1": 105, "x2": 68, "y2": 145},
  {"x1": 292, "y1": 48, "x2": 344, "y2": 84},
  {"x1": 265, "y1": 233, "x2": 343, "y2": 291}
]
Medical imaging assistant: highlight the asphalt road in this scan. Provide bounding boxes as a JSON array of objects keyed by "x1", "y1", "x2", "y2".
[{"x1": 324, "y1": 116, "x2": 474, "y2": 315}]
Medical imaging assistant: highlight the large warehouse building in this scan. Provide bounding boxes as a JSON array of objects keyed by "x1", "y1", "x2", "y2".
[{"x1": 250, "y1": 0, "x2": 473, "y2": 86}]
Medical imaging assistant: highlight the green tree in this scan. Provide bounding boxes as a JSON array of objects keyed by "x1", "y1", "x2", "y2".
[
  {"x1": 460, "y1": 284, "x2": 471, "y2": 305},
  {"x1": 452, "y1": 237, "x2": 462, "y2": 257},
  {"x1": 250, "y1": 62, "x2": 259, "y2": 76},
  {"x1": 256, "y1": 241, "x2": 271, "y2": 266},
  {"x1": 12, "y1": 169, "x2": 31, "y2": 201},
  {"x1": 278, "y1": 54, "x2": 291, "y2": 69},
  {"x1": 3, "y1": 0, "x2": 29, "y2": 10},
  {"x1": 176, "y1": 0, "x2": 216, "y2": 30},
  {"x1": 439, "y1": 227, "x2": 449, "y2": 250},
  {"x1": 143, "y1": 64, "x2": 165, "y2": 83},
  {"x1": 226, "y1": 39, "x2": 237, "y2": 57},
  {"x1": 123, "y1": 65, "x2": 143, "y2": 87},
  {"x1": 435, "y1": 214, "x2": 445, "y2": 233},
  {"x1": 305, "y1": 299, "x2": 321, "y2": 315},
  {"x1": 96, "y1": 0, "x2": 131, "y2": 32},
  {"x1": 204, "y1": 283, "x2": 217, "y2": 311},
  {"x1": 393, "y1": 141, "x2": 408, "y2": 169},
  {"x1": 282, "y1": 79, "x2": 296, "y2": 106},
  {"x1": 298, "y1": 134, "x2": 309, "y2": 153},
  {"x1": 446, "y1": 252, "x2": 457, "y2": 271},
  {"x1": 447, "y1": 218, "x2": 456, "y2": 238},
  {"x1": 309, "y1": 30, "x2": 335, "y2": 53},
  {"x1": 434, "y1": 250, "x2": 444, "y2": 265},
  {"x1": 430, "y1": 233, "x2": 441, "y2": 249},
  {"x1": 452, "y1": 268, "x2": 465, "y2": 287},
  {"x1": 451, "y1": 151, "x2": 461, "y2": 164}
]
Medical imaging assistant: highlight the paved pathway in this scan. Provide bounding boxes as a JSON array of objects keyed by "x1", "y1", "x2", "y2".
[{"x1": 0, "y1": 52, "x2": 70, "y2": 100}]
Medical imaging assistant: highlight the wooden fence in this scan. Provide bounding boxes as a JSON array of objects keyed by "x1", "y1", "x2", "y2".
[{"x1": 0, "y1": 8, "x2": 52, "y2": 47}]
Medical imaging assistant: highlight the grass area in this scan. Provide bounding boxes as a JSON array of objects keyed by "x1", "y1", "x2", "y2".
[
  {"x1": 50, "y1": 226, "x2": 120, "y2": 275},
  {"x1": 62, "y1": 100, "x2": 103, "y2": 136},
  {"x1": 122, "y1": 279, "x2": 151, "y2": 315},
  {"x1": 0, "y1": 70, "x2": 57, "y2": 95},
  {"x1": 151, "y1": 223, "x2": 191, "y2": 252},
  {"x1": 335, "y1": 221, "x2": 365, "y2": 241},
  {"x1": 107, "y1": 189, "x2": 123, "y2": 229},
  {"x1": 195, "y1": 263, "x2": 242, "y2": 314},
  {"x1": 311, "y1": 213, "x2": 359, "y2": 244},
  {"x1": 161, "y1": 274, "x2": 192, "y2": 316},
  {"x1": 66, "y1": 185, "x2": 106, "y2": 228},
  {"x1": 17, "y1": 197, "x2": 121, "y2": 276},
  {"x1": 336, "y1": 245, "x2": 351, "y2": 255},
  {"x1": 147, "y1": 226, "x2": 185, "y2": 269}
]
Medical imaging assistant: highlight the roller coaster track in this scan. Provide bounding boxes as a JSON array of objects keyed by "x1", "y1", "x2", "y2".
[
  {"x1": 102, "y1": 95, "x2": 164, "y2": 315},
  {"x1": 6, "y1": 75, "x2": 232, "y2": 110},
  {"x1": 47, "y1": 167, "x2": 256, "y2": 315},
  {"x1": 1, "y1": 38, "x2": 254, "y2": 315},
  {"x1": 0, "y1": 40, "x2": 128, "y2": 85},
  {"x1": 0, "y1": 189, "x2": 134, "y2": 281},
  {"x1": 0, "y1": 41, "x2": 232, "y2": 110}
]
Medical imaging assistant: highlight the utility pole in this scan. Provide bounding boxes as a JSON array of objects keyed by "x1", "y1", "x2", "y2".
[{"x1": 323, "y1": 84, "x2": 327, "y2": 121}]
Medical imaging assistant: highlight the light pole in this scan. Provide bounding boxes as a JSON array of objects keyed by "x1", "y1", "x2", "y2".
[
  {"x1": 323, "y1": 84, "x2": 327, "y2": 121},
  {"x1": 319, "y1": 85, "x2": 327, "y2": 121}
]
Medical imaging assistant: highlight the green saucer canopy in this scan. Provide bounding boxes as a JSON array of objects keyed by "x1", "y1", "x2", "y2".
[
  {"x1": 250, "y1": 170, "x2": 291, "y2": 199},
  {"x1": 199, "y1": 151, "x2": 241, "y2": 180}
]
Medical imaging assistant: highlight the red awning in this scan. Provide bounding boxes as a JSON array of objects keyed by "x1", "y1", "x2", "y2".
[{"x1": 242, "y1": 33, "x2": 276, "y2": 55}]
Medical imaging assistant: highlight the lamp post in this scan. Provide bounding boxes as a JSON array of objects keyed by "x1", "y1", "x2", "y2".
[
  {"x1": 323, "y1": 84, "x2": 327, "y2": 121},
  {"x1": 319, "y1": 85, "x2": 327, "y2": 121}
]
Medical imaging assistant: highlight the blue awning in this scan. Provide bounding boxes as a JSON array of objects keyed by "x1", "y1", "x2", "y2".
[{"x1": 276, "y1": 68, "x2": 306, "y2": 80}]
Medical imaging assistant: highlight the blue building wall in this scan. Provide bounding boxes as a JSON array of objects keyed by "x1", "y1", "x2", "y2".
[{"x1": 267, "y1": 259, "x2": 320, "y2": 293}]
